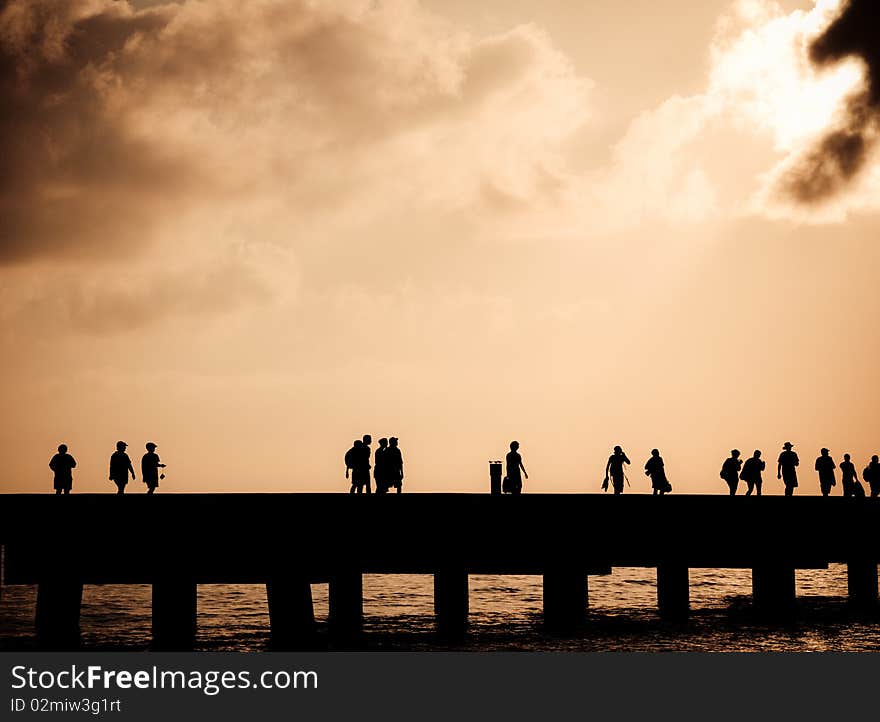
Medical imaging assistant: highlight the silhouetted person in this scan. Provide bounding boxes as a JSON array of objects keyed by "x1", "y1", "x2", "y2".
[
  {"x1": 109, "y1": 440, "x2": 135, "y2": 494},
  {"x1": 345, "y1": 440, "x2": 361, "y2": 493},
  {"x1": 604, "y1": 445, "x2": 630, "y2": 495},
  {"x1": 141, "y1": 442, "x2": 166, "y2": 495},
  {"x1": 504, "y1": 441, "x2": 528, "y2": 494},
  {"x1": 840, "y1": 453, "x2": 862, "y2": 497},
  {"x1": 345, "y1": 435, "x2": 372, "y2": 494},
  {"x1": 644, "y1": 449, "x2": 670, "y2": 495},
  {"x1": 778, "y1": 441, "x2": 799, "y2": 496},
  {"x1": 374, "y1": 437, "x2": 389, "y2": 494},
  {"x1": 865, "y1": 455, "x2": 880, "y2": 498},
  {"x1": 49, "y1": 444, "x2": 76, "y2": 495},
  {"x1": 815, "y1": 448, "x2": 837, "y2": 497},
  {"x1": 720, "y1": 449, "x2": 742, "y2": 495},
  {"x1": 740, "y1": 450, "x2": 765, "y2": 496},
  {"x1": 387, "y1": 437, "x2": 404, "y2": 493}
]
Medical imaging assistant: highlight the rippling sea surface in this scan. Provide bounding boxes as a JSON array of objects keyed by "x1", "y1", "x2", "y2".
[{"x1": 3, "y1": 566, "x2": 880, "y2": 651}]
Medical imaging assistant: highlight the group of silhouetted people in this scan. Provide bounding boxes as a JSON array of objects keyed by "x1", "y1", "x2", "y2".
[
  {"x1": 721, "y1": 442, "x2": 880, "y2": 497},
  {"x1": 344, "y1": 434, "x2": 404, "y2": 494},
  {"x1": 49, "y1": 441, "x2": 165, "y2": 495}
]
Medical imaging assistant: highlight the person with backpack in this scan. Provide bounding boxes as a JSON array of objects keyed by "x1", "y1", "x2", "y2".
[
  {"x1": 49, "y1": 443, "x2": 77, "y2": 495},
  {"x1": 815, "y1": 448, "x2": 837, "y2": 497},
  {"x1": 865, "y1": 455, "x2": 880, "y2": 498},
  {"x1": 604, "y1": 445, "x2": 630, "y2": 495},
  {"x1": 720, "y1": 449, "x2": 742, "y2": 495},
  {"x1": 777, "y1": 441, "x2": 799, "y2": 497},
  {"x1": 740, "y1": 450, "x2": 765, "y2": 496},
  {"x1": 644, "y1": 449, "x2": 671, "y2": 495}
]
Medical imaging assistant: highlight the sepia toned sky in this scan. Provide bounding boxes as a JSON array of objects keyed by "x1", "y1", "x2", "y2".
[{"x1": 1, "y1": 0, "x2": 878, "y2": 493}]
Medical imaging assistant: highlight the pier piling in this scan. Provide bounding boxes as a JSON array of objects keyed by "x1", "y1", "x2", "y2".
[
  {"x1": 35, "y1": 579, "x2": 83, "y2": 649},
  {"x1": 846, "y1": 560, "x2": 878, "y2": 610},
  {"x1": 657, "y1": 563, "x2": 689, "y2": 620},
  {"x1": 152, "y1": 579, "x2": 197, "y2": 651},
  {"x1": 329, "y1": 570, "x2": 363, "y2": 635},
  {"x1": 543, "y1": 570, "x2": 588, "y2": 633},
  {"x1": 752, "y1": 564, "x2": 796, "y2": 614},
  {"x1": 266, "y1": 578, "x2": 316, "y2": 649},
  {"x1": 434, "y1": 568, "x2": 469, "y2": 637}
]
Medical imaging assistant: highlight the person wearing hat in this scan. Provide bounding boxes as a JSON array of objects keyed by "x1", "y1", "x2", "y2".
[
  {"x1": 777, "y1": 442, "x2": 799, "y2": 496},
  {"x1": 720, "y1": 449, "x2": 742, "y2": 495},
  {"x1": 49, "y1": 443, "x2": 77, "y2": 495},
  {"x1": 142, "y1": 442, "x2": 166, "y2": 495},
  {"x1": 814, "y1": 448, "x2": 837, "y2": 497},
  {"x1": 109, "y1": 440, "x2": 135, "y2": 495},
  {"x1": 387, "y1": 437, "x2": 404, "y2": 494}
]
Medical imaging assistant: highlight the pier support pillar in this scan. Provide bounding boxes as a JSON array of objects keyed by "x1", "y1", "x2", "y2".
[
  {"x1": 329, "y1": 571, "x2": 363, "y2": 635},
  {"x1": 152, "y1": 580, "x2": 197, "y2": 651},
  {"x1": 847, "y1": 561, "x2": 878, "y2": 611},
  {"x1": 543, "y1": 570, "x2": 587, "y2": 634},
  {"x1": 657, "y1": 564, "x2": 690, "y2": 620},
  {"x1": 752, "y1": 565, "x2": 795, "y2": 614},
  {"x1": 434, "y1": 569, "x2": 468, "y2": 637},
  {"x1": 266, "y1": 579, "x2": 316, "y2": 649},
  {"x1": 35, "y1": 580, "x2": 83, "y2": 649}
]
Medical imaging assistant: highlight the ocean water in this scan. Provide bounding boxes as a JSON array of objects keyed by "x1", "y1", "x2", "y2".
[{"x1": 2, "y1": 565, "x2": 880, "y2": 651}]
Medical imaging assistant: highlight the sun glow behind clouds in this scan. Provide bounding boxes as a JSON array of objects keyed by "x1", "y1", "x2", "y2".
[{"x1": 711, "y1": 0, "x2": 864, "y2": 152}]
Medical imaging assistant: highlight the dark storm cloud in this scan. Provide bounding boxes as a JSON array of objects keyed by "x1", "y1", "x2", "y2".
[
  {"x1": 0, "y1": 0, "x2": 193, "y2": 262},
  {"x1": 781, "y1": 0, "x2": 880, "y2": 203}
]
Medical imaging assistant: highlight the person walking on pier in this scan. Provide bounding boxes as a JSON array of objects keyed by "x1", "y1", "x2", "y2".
[
  {"x1": 604, "y1": 445, "x2": 630, "y2": 494},
  {"x1": 345, "y1": 435, "x2": 372, "y2": 494},
  {"x1": 740, "y1": 450, "x2": 765, "y2": 496},
  {"x1": 865, "y1": 455, "x2": 880, "y2": 498},
  {"x1": 778, "y1": 442, "x2": 799, "y2": 496},
  {"x1": 49, "y1": 444, "x2": 77, "y2": 495},
  {"x1": 374, "y1": 437, "x2": 390, "y2": 494},
  {"x1": 644, "y1": 449, "x2": 671, "y2": 495},
  {"x1": 141, "y1": 442, "x2": 166, "y2": 495},
  {"x1": 815, "y1": 448, "x2": 837, "y2": 497},
  {"x1": 387, "y1": 437, "x2": 404, "y2": 493},
  {"x1": 840, "y1": 454, "x2": 863, "y2": 497},
  {"x1": 504, "y1": 440, "x2": 528, "y2": 494},
  {"x1": 720, "y1": 449, "x2": 742, "y2": 495},
  {"x1": 109, "y1": 441, "x2": 135, "y2": 495}
]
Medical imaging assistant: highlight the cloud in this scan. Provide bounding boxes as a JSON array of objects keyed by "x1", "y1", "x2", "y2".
[
  {"x1": 0, "y1": 0, "x2": 591, "y2": 264},
  {"x1": 778, "y1": 0, "x2": 880, "y2": 203}
]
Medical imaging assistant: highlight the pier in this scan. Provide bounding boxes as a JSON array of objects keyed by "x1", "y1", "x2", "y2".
[{"x1": 1, "y1": 493, "x2": 878, "y2": 648}]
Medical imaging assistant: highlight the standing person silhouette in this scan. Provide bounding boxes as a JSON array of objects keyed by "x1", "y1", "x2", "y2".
[
  {"x1": 604, "y1": 446, "x2": 630, "y2": 495},
  {"x1": 504, "y1": 441, "x2": 528, "y2": 494},
  {"x1": 840, "y1": 453, "x2": 861, "y2": 497},
  {"x1": 865, "y1": 455, "x2": 880, "y2": 498},
  {"x1": 141, "y1": 442, "x2": 166, "y2": 495},
  {"x1": 345, "y1": 439, "x2": 363, "y2": 493},
  {"x1": 815, "y1": 448, "x2": 837, "y2": 497},
  {"x1": 778, "y1": 442, "x2": 799, "y2": 497},
  {"x1": 740, "y1": 450, "x2": 765, "y2": 496},
  {"x1": 644, "y1": 449, "x2": 670, "y2": 495},
  {"x1": 387, "y1": 437, "x2": 404, "y2": 493},
  {"x1": 49, "y1": 444, "x2": 77, "y2": 495},
  {"x1": 720, "y1": 450, "x2": 742, "y2": 496},
  {"x1": 345, "y1": 434, "x2": 372, "y2": 494},
  {"x1": 374, "y1": 438, "x2": 389, "y2": 494},
  {"x1": 109, "y1": 441, "x2": 135, "y2": 495}
]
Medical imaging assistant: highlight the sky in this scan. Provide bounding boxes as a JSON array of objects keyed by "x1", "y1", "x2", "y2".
[{"x1": 1, "y1": 0, "x2": 878, "y2": 494}]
